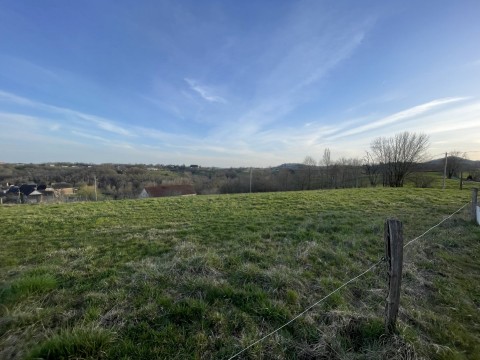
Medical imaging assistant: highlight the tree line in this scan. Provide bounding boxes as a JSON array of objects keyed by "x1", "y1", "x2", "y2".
[{"x1": 1, "y1": 132, "x2": 478, "y2": 201}]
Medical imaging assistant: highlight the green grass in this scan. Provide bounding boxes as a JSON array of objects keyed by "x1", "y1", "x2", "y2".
[
  {"x1": 405, "y1": 171, "x2": 479, "y2": 191},
  {"x1": 26, "y1": 326, "x2": 115, "y2": 360},
  {"x1": 1, "y1": 188, "x2": 479, "y2": 359}
]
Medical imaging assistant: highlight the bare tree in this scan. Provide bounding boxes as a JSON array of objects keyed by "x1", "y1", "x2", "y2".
[
  {"x1": 335, "y1": 157, "x2": 363, "y2": 188},
  {"x1": 322, "y1": 148, "x2": 332, "y2": 188},
  {"x1": 363, "y1": 151, "x2": 381, "y2": 186},
  {"x1": 446, "y1": 150, "x2": 467, "y2": 179},
  {"x1": 303, "y1": 156, "x2": 317, "y2": 190},
  {"x1": 369, "y1": 132, "x2": 429, "y2": 187},
  {"x1": 349, "y1": 158, "x2": 363, "y2": 187}
]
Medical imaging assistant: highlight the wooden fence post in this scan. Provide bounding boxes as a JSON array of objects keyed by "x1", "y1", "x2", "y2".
[
  {"x1": 384, "y1": 219, "x2": 403, "y2": 334},
  {"x1": 472, "y1": 188, "x2": 478, "y2": 223}
]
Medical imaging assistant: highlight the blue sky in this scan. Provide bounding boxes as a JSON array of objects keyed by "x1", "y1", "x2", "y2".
[{"x1": 1, "y1": 0, "x2": 479, "y2": 166}]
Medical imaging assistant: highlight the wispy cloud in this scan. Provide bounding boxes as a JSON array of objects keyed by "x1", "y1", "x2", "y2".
[
  {"x1": 213, "y1": 11, "x2": 374, "y2": 137},
  {"x1": 71, "y1": 130, "x2": 112, "y2": 143},
  {"x1": 209, "y1": 97, "x2": 480, "y2": 164},
  {"x1": 470, "y1": 59, "x2": 480, "y2": 67},
  {"x1": 332, "y1": 97, "x2": 469, "y2": 139},
  {"x1": 0, "y1": 90, "x2": 132, "y2": 137},
  {"x1": 0, "y1": 112, "x2": 66, "y2": 136},
  {"x1": 73, "y1": 113, "x2": 132, "y2": 136},
  {"x1": 140, "y1": 2, "x2": 374, "y2": 141},
  {"x1": 184, "y1": 78, "x2": 227, "y2": 103},
  {"x1": 0, "y1": 55, "x2": 62, "y2": 86}
]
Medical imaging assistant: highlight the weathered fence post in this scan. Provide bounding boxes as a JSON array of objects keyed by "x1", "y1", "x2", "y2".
[
  {"x1": 472, "y1": 188, "x2": 478, "y2": 224},
  {"x1": 384, "y1": 219, "x2": 403, "y2": 334}
]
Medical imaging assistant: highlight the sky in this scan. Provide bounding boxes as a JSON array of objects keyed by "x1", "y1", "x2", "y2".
[{"x1": 1, "y1": 0, "x2": 479, "y2": 167}]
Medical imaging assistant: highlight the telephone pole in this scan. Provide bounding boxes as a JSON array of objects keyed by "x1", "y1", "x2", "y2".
[
  {"x1": 249, "y1": 167, "x2": 252, "y2": 193},
  {"x1": 442, "y1": 152, "x2": 447, "y2": 190},
  {"x1": 94, "y1": 175, "x2": 98, "y2": 201}
]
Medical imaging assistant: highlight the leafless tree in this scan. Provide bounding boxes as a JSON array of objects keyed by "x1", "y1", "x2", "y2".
[
  {"x1": 334, "y1": 157, "x2": 363, "y2": 188},
  {"x1": 446, "y1": 150, "x2": 467, "y2": 179},
  {"x1": 303, "y1": 156, "x2": 317, "y2": 190},
  {"x1": 322, "y1": 148, "x2": 332, "y2": 188},
  {"x1": 369, "y1": 132, "x2": 429, "y2": 187},
  {"x1": 363, "y1": 151, "x2": 381, "y2": 186},
  {"x1": 349, "y1": 158, "x2": 363, "y2": 187}
]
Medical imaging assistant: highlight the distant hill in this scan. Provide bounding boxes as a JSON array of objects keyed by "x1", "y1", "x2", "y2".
[
  {"x1": 275, "y1": 158, "x2": 480, "y2": 172},
  {"x1": 421, "y1": 157, "x2": 480, "y2": 171},
  {"x1": 274, "y1": 163, "x2": 308, "y2": 170}
]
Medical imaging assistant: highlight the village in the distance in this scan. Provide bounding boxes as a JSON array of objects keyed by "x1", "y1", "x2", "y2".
[{"x1": 1, "y1": 156, "x2": 479, "y2": 204}]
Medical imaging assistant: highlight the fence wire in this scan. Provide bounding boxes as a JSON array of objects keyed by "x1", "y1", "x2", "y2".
[
  {"x1": 403, "y1": 202, "x2": 469, "y2": 249},
  {"x1": 227, "y1": 201, "x2": 470, "y2": 360}
]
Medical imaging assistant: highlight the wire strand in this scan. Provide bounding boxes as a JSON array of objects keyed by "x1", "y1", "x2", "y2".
[
  {"x1": 227, "y1": 201, "x2": 469, "y2": 359},
  {"x1": 227, "y1": 258, "x2": 383, "y2": 360},
  {"x1": 403, "y1": 202, "x2": 469, "y2": 248}
]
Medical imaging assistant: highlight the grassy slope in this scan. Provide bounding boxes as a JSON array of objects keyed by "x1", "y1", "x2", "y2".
[{"x1": 1, "y1": 187, "x2": 479, "y2": 359}]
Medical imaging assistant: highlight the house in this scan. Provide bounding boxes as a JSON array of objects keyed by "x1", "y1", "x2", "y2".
[
  {"x1": 19, "y1": 184, "x2": 37, "y2": 196},
  {"x1": 52, "y1": 182, "x2": 76, "y2": 196},
  {"x1": 0, "y1": 187, "x2": 6, "y2": 204},
  {"x1": 1, "y1": 184, "x2": 50, "y2": 204},
  {"x1": 40, "y1": 187, "x2": 56, "y2": 200},
  {"x1": 2, "y1": 185, "x2": 26, "y2": 203},
  {"x1": 58, "y1": 188, "x2": 76, "y2": 196},
  {"x1": 139, "y1": 184, "x2": 196, "y2": 198},
  {"x1": 51, "y1": 182, "x2": 73, "y2": 190},
  {"x1": 27, "y1": 190, "x2": 43, "y2": 203}
]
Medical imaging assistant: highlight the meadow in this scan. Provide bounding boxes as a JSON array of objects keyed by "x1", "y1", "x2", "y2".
[{"x1": 1, "y1": 183, "x2": 479, "y2": 359}]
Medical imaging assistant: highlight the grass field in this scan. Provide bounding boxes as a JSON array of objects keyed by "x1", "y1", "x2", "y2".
[{"x1": 1, "y1": 186, "x2": 479, "y2": 359}]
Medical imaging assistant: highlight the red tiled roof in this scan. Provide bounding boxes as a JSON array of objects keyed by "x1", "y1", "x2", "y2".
[{"x1": 144, "y1": 184, "x2": 196, "y2": 197}]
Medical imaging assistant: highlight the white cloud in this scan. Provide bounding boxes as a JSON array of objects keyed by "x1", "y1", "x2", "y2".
[
  {"x1": 471, "y1": 59, "x2": 480, "y2": 66},
  {"x1": 74, "y1": 113, "x2": 132, "y2": 136},
  {"x1": 0, "y1": 89, "x2": 132, "y2": 137},
  {"x1": 2, "y1": 87, "x2": 479, "y2": 166},
  {"x1": 184, "y1": 78, "x2": 227, "y2": 103},
  {"x1": 331, "y1": 97, "x2": 469, "y2": 139},
  {"x1": 213, "y1": 19, "x2": 373, "y2": 139},
  {"x1": 71, "y1": 130, "x2": 112, "y2": 143}
]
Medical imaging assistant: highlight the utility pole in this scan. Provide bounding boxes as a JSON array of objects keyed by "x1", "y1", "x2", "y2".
[
  {"x1": 94, "y1": 175, "x2": 98, "y2": 201},
  {"x1": 249, "y1": 167, "x2": 253, "y2": 193},
  {"x1": 442, "y1": 152, "x2": 448, "y2": 190}
]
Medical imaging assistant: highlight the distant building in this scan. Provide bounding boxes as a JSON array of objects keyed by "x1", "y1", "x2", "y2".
[
  {"x1": 139, "y1": 184, "x2": 196, "y2": 198},
  {"x1": 27, "y1": 190, "x2": 43, "y2": 203},
  {"x1": 0, "y1": 187, "x2": 6, "y2": 204},
  {"x1": 19, "y1": 184, "x2": 37, "y2": 196},
  {"x1": 52, "y1": 182, "x2": 76, "y2": 196},
  {"x1": 58, "y1": 188, "x2": 76, "y2": 196},
  {"x1": 40, "y1": 187, "x2": 56, "y2": 201},
  {"x1": 51, "y1": 182, "x2": 72, "y2": 189}
]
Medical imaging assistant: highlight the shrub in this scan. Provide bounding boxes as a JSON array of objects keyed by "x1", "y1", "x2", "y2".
[{"x1": 409, "y1": 173, "x2": 435, "y2": 188}]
